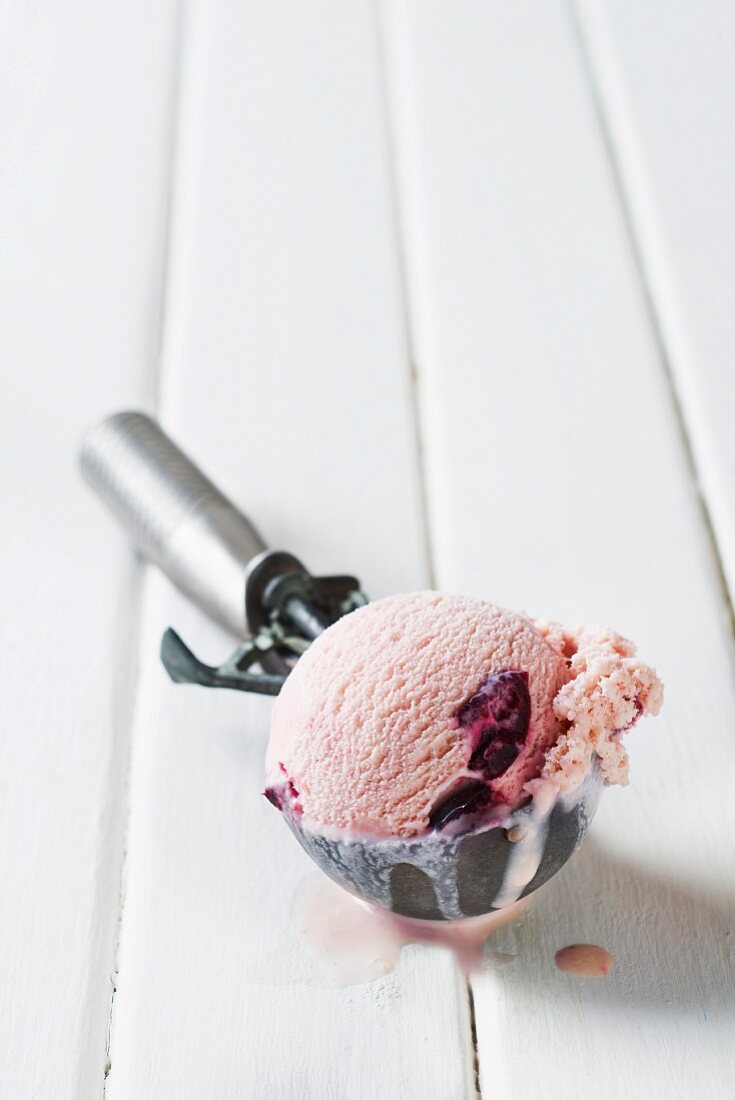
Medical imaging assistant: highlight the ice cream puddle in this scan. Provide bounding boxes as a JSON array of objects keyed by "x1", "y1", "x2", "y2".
[
  {"x1": 555, "y1": 943, "x2": 614, "y2": 977},
  {"x1": 298, "y1": 876, "x2": 528, "y2": 986},
  {"x1": 262, "y1": 877, "x2": 616, "y2": 989},
  {"x1": 295, "y1": 882, "x2": 613, "y2": 988}
]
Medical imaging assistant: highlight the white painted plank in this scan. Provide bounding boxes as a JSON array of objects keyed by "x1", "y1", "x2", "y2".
[
  {"x1": 575, "y1": 0, "x2": 735, "y2": 607},
  {"x1": 0, "y1": 2, "x2": 178, "y2": 1097},
  {"x1": 105, "y1": 2, "x2": 472, "y2": 1097},
  {"x1": 382, "y1": 1, "x2": 735, "y2": 1097}
]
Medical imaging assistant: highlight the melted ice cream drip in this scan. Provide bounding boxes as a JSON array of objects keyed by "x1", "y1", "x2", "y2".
[{"x1": 491, "y1": 780, "x2": 558, "y2": 908}]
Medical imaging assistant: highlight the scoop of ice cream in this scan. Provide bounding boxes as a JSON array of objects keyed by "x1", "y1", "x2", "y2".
[{"x1": 265, "y1": 592, "x2": 662, "y2": 839}]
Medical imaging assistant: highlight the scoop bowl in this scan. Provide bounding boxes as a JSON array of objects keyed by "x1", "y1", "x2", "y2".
[{"x1": 282, "y1": 768, "x2": 602, "y2": 920}]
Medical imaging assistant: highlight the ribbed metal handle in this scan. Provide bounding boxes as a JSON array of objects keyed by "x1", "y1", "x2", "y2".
[{"x1": 79, "y1": 411, "x2": 267, "y2": 636}]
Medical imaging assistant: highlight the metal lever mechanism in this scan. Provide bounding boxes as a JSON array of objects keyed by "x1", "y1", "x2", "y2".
[{"x1": 79, "y1": 411, "x2": 366, "y2": 695}]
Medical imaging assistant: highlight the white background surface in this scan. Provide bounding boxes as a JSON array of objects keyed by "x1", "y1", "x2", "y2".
[{"x1": 2, "y1": 2, "x2": 734, "y2": 1098}]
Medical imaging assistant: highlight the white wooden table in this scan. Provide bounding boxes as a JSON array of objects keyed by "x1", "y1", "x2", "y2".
[{"x1": 2, "y1": 2, "x2": 735, "y2": 1097}]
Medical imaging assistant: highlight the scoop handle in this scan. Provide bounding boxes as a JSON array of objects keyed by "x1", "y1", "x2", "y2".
[{"x1": 79, "y1": 411, "x2": 267, "y2": 636}]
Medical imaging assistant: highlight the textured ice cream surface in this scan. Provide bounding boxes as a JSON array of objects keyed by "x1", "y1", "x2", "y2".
[
  {"x1": 539, "y1": 623, "x2": 663, "y2": 790},
  {"x1": 265, "y1": 592, "x2": 662, "y2": 839}
]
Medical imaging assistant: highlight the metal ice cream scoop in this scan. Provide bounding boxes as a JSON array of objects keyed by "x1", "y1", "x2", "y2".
[{"x1": 80, "y1": 411, "x2": 600, "y2": 921}]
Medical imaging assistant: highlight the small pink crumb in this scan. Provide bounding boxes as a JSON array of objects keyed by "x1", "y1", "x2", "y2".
[{"x1": 555, "y1": 943, "x2": 613, "y2": 977}]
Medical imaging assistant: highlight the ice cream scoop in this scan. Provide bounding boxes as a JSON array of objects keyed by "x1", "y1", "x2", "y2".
[
  {"x1": 80, "y1": 413, "x2": 663, "y2": 922},
  {"x1": 265, "y1": 593, "x2": 662, "y2": 919}
]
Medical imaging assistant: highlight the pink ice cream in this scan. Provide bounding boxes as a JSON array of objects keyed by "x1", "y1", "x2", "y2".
[{"x1": 265, "y1": 592, "x2": 662, "y2": 840}]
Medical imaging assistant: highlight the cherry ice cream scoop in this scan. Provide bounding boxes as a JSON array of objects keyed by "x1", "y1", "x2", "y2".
[
  {"x1": 265, "y1": 592, "x2": 662, "y2": 919},
  {"x1": 81, "y1": 412, "x2": 663, "y2": 921}
]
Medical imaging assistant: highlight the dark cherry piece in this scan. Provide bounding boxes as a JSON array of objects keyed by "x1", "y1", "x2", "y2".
[
  {"x1": 474, "y1": 739, "x2": 521, "y2": 778},
  {"x1": 458, "y1": 670, "x2": 531, "y2": 780},
  {"x1": 263, "y1": 764, "x2": 301, "y2": 813},
  {"x1": 429, "y1": 779, "x2": 491, "y2": 831},
  {"x1": 264, "y1": 786, "x2": 286, "y2": 810},
  {"x1": 430, "y1": 670, "x2": 533, "y2": 831}
]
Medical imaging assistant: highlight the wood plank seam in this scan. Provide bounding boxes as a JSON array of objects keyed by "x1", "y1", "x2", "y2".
[
  {"x1": 465, "y1": 984, "x2": 482, "y2": 1100},
  {"x1": 101, "y1": 562, "x2": 148, "y2": 1085},
  {"x1": 149, "y1": 0, "x2": 190, "y2": 417},
  {"x1": 101, "y1": 2, "x2": 188, "y2": 1092},
  {"x1": 570, "y1": 0, "x2": 735, "y2": 639},
  {"x1": 372, "y1": 0, "x2": 437, "y2": 591}
]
